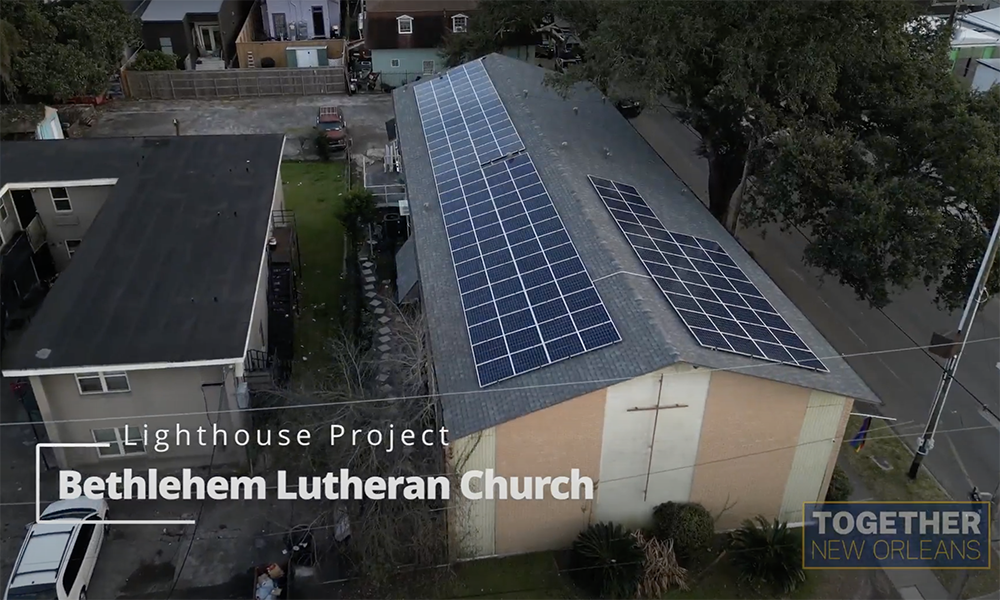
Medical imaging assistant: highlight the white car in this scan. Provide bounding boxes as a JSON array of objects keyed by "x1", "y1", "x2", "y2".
[{"x1": 3, "y1": 498, "x2": 109, "y2": 600}]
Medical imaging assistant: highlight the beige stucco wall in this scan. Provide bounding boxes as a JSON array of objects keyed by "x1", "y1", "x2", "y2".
[
  {"x1": 493, "y1": 389, "x2": 605, "y2": 555},
  {"x1": 688, "y1": 370, "x2": 811, "y2": 529},
  {"x1": 33, "y1": 365, "x2": 244, "y2": 470}
]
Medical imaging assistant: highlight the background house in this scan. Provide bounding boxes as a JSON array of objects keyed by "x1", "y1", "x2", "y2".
[
  {"x1": 260, "y1": 0, "x2": 343, "y2": 40},
  {"x1": 0, "y1": 106, "x2": 64, "y2": 141},
  {"x1": 139, "y1": 0, "x2": 255, "y2": 69},
  {"x1": 391, "y1": 54, "x2": 880, "y2": 558},
  {"x1": 0, "y1": 135, "x2": 292, "y2": 471},
  {"x1": 954, "y1": 6, "x2": 1000, "y2": 84},
  {"x1": 364, "y1": 0, "x2": 535, "y2": 87}
]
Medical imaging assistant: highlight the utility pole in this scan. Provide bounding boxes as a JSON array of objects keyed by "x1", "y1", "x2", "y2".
[
  {"x1": 908, "y1": 212, "x2": 1000, "y2": 480},
  {"x1": 948, "y1": 481, "x2": 1000, "y2": 600}
]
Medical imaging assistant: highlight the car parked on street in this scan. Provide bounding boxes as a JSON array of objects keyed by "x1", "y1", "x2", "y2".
[
  {"x1": 316, "y1": 106, "x2": 350, "y2": 152},
  {"x1": 615, "y1": 98, "x2": 644, "y2": 119},
  {"x1": 3, "y1": 498, "x2": 110, "y2": 600}
]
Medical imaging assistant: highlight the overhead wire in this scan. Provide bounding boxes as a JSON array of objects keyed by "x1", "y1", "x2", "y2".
[
  {"x1": 5, "y1": 420, "x2": 997, "y2": 511},
  {"x1": 2, "y1": 335, "x2": 998, "y2": 428}
]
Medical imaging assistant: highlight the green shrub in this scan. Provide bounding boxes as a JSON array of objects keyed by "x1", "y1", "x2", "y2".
[
  {"x1": 570, "y1": 522, "x2": 644, "y2": 599},
  {"x1": 131, "y1": 50, "x2": 178, "y2": 71},
  {"x1": 825, "y1": 465, "x2": 852, "y2": 502},
  {"x1": 729, "y1": 516, "x2": 805, "y2": 595},
  {"x1": 652, "y1": 502, "x2": 714, "y2": 561},
  {"x1": 314, "y1": 130, "x2": 332, "y2": 162}
]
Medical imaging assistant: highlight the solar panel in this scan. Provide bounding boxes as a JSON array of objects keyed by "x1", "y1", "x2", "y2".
[
  {"x1": 414, "y1": 60, "x2": 524, "y2": 167},
  {"x1": 587, "y1": 175, "x2": 828, "y2": 372},
  {"x1": 410, "y1": 65, "x2": 622, "y2": 387}
]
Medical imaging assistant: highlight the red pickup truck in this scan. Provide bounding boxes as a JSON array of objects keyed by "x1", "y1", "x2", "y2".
[{"x1": 316, "y1": 106, "x2": 349, "y2": 151}]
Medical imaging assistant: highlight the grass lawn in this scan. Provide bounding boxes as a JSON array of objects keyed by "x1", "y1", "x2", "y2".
[
  {"x1": 440, "y1": 549, "x2": 890, "y2": 600},
  {"x1": 842, "y1": 415, "x2": 1000, "y2": 599},
  {"x1": 433, "y1": 553, "x2": 577, "y2": 599},
  {"x1": 280, "y1": 161, "x2": 349, "y2": 383}
]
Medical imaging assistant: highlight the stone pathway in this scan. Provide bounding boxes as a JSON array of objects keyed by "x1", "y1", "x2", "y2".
[{"x1": 360, "y1": 260, "x2": 399, "y2": 395}]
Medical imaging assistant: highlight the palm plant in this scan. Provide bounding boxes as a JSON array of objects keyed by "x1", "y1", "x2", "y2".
[
  {"x1": 729, "y1": 516, "x2": 805, "y2": 595},
  {"x1": 570, "y1": 522, "x2": 644, "y2": 599}
]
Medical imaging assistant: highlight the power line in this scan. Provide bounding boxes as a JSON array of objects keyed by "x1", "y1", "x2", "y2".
[
  {"x1": 4, "y1": 335, "x2": 997, "y2": 429},
  {"x1": 6, "y1": 420, "x2": 996, "y2": 511}
]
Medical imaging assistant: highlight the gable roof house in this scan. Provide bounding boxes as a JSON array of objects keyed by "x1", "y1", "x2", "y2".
[
  {"x1": 364, "y1": 0, "x2": 536, "y2": 88},
  {"x1": 138, "y1": 0, "x2": 255, "y2": 70},
  {"x1": 0, "y1": 134, "x2": 289, "y2": 471},
  {"x1": 391, "y1": 54, "x2": 879, "y2": 559}
]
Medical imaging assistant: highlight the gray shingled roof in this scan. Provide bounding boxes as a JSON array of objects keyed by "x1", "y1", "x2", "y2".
[
  {"x1": 392, "y1": 54, "x2": 880, "y2": 439},
  {"x1": 395, "y1": 236, "x2": 419, "y2": 303}
]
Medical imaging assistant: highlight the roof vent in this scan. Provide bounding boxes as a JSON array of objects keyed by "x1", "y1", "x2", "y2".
[
  {"x1": 424, "y1": 202, "x2": 430, "y2": 210},
  {"x1": 561, "y1": 141, "x2": 568, "y2": 147},
  {"x1": 35, "y1": 348, "x2": 51, "y2": 360},
  {"x1": 522, "y1": 89, "x2": 528, "y2": 98},
  {"x1": 573, "y1": 106, "x2": 579, "y2": 115},
  {"x1": 604, "y1": 147, "x2": 612, "y2": 158}
]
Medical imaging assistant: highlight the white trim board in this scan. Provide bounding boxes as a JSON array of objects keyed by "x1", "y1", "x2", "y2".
[
  {"x1": 2, "y1": 357, "x2": 241, "y2": 378},
  {"x1": 0, "y1": 179, "x2": 119, "y2": 198}
]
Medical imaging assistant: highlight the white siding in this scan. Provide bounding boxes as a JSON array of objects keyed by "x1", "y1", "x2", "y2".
[
  {"x1": 972, "y1": 62, "x2": 1000, "y2": 91},
  {"x1": 449, "y1": 429, "x2": 496, "y2": 559},
  {"x1": 595, "y1": 364, "x2": 710, "y2": 528},
  {"x1": 779, "y1": 391, "x2": 847, "y2": 522}
]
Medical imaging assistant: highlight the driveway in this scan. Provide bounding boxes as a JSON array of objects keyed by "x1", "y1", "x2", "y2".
[
  {"x1": 630, "y1": 102, "x2": 1000, "y2": 500},
  {"x1": 86, "y1": 94, "x2": 396, "y2": 162}
]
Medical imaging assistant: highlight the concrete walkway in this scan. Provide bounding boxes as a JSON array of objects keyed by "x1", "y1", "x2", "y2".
[{"x1": 841, "y1": 460, "x2": 952, "y2": 600}]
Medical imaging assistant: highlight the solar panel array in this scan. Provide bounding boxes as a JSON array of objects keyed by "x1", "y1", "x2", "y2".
[
  {"x1": 587, "y1": 176, "x2": 828, "y2": 372},
  {"x1": 412, "y1": 61, "x2": 621, "y2": 387}
]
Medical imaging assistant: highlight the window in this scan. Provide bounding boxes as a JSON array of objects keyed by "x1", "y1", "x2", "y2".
[
  {"x1": 452, "y1": 14, "x2": 468, "y2": 33},
  {"x1": 92, "y1": 427, "x2": 144, "y2": 457},
  {"x1": 422, "y1": 60, "x2": 435, "y2": 74},
  {"x1": 51, "y1": 187, "x2": 72, "y2": 212},
  {"x1": 65, "y1": 239, "x2": 81, "y2": 258},
  {"x1": 397, "y1": 15, "x2": 413, "y2": 34},
  {"x1": 0, "y1": 202, "x2": 7, "y2": 222},
  {"x1": 61, "y1": 518, "x2": 96, "y2": 594},
  {"x1": 390, "y1": 58, "x2": 400, "y2": 68},
  {"x1": 159, "y1": 36, "x2": 173, "y2": 55},
  {"x1": 76, "y1": 371, "x2": 131, "y2": 395}
]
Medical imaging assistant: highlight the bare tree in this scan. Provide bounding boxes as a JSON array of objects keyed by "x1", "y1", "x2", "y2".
[{"x1": 255, "y1": 301, "x2": 454, "y2": 594}]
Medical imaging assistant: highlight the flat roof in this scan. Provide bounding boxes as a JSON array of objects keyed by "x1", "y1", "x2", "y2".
[
  {"x1": 141, "y1": 0, "x2": 223, "y2": 22},
  {"x1": 393, "y1": 54, "x2": 879, "y2": 438},
  {"x1": 1, "y1": 135, "x2": 285, "y2": 374}
]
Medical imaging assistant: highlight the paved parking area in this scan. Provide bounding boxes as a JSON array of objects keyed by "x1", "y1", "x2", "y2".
[{"x1": 87, "y1": 94, "x2": 396, "y2": 162}]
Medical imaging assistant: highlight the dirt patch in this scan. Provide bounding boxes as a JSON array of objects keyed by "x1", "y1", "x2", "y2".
[{"x1": 119, "y1": 561, "x2": 176, "y2": 598}]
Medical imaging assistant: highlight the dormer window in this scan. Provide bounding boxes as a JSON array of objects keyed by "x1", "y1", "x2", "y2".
[
  {"x1": 397, "y1": 15, "x2": 413, "y2": 34},
  {"x1": 452, "y1": 14, "x2": 468, "y2": 33}
]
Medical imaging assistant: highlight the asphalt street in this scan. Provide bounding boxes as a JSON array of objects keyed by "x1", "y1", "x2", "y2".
[{"x1": 629, "y1": 102, "x2": 1000, "y2": 501}]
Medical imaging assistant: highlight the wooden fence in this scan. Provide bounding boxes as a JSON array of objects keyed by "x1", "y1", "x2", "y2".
[{"x1": 121, "y1": 67, "x2": 347, "y2": 100}]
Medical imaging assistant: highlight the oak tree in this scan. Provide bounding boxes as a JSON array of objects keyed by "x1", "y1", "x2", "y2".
[
  {"x1": 3, "y1": 0, "x2": 140, "y2": 102},
  {"x1": 553, "y1": 0, "x2": 999, "y2": 309}
]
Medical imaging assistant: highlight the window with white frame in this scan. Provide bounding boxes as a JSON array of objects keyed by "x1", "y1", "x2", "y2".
[
  {"x1": 0, "y1": 202, "x2": 7, "y2": 222},
  {"x1": 397, "y1": 15, "x2": 413, "y2": 34},
  {"x1": 65, "y1": 239, "x2": 82, "y2": 258},
  {"x1": 76, "y1": 371, "x2": 131, "y2": 395},
  {"x1": 50, "y1": 187, "x2": 72, "y2": 212},
  {"x1": 390, "y1": 58, "x2": 400, "y2": 68},
  {"x1": 159, "y1": 37, "x2": 173, "y2": 55},
  {"x1": 452, "y1": 14, "x2": 468, "y2": 32},
  {"x1": 92, "y1": 427, "x2": 144, "y2": 457}
]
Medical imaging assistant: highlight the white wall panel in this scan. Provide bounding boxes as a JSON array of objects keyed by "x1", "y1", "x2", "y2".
[
  {"x1": 779, "y1": 391, "x2": 847, "y2": 523},
  {"x1": 595, "y1": 364, "x2": 710, "y2": 528},
  {"x1": 449, "y1": 429, "x2": 496, "y2": 559}
]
